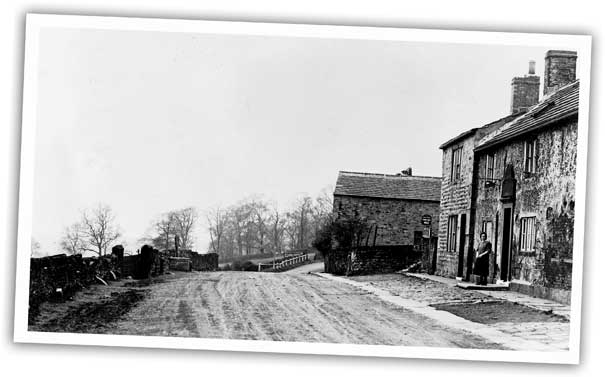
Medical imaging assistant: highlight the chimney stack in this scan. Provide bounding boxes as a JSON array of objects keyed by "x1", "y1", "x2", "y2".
[
  {"x1": 400, "y1": 167, "x2": 412, "y2": 176},
  {"x1": 510, "y1": 61, "x2": 540, "y2": 114},
  {"x1": 544, "y1": 50, "x2": 577, "y2": 96}
]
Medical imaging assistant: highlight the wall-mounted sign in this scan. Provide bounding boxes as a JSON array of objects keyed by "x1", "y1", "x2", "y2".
[{"x1": 421, "y1": 214, "x2": 432, "y2": 225}]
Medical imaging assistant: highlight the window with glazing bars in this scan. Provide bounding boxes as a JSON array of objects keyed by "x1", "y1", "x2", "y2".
[
  {"x1": 524, "y1": 139, "x2": 537, "y2": 173},
  {"x1": 520, "y1": 217, "x2": 536, "y2": 252},
  {"x1": 447, "y1": 215, "x2": 458, "y2": 252},
  {"x1": 451, "y1": 147, "x2": 462, "y2": 182},
  {"x1": 485, "y1": 153, "x2": 495, "y2": 181}
]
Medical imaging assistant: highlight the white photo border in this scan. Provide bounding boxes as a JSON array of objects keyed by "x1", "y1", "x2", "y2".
[{"x1": 14, "y1": 13, "x2": 593, "y2": 365}]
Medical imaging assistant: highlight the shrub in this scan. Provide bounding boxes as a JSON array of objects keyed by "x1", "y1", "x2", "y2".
[{"x1": 312, "y1": 217, "x2": 373, "y2": 255}]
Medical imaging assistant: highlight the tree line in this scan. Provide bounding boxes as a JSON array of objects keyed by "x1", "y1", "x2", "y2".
[
  {"x1": 206, "y1": 190, "x2": 332, "y2": 260},
  {"x1": 54, "y1": 188, "x2": 333, "y2": 259}
]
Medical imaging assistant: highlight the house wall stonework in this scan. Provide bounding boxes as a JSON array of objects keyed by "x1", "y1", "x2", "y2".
[
  {"x1": 474, "y1": 118, "x2": 577, "y2": 304},
  {"x1": 436, "y1": 136, "x2": 475, "y2": 278},
  {"x1": 435, "y1": 119, "x2": 509, "y2": 278},
  {"x1": 333, "y1": 195, "x2": 439, "y2": 247}
]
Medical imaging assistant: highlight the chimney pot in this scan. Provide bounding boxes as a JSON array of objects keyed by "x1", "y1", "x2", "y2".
[{"x1": 528, "y1": 60, "x2": 536, "y2": 75}]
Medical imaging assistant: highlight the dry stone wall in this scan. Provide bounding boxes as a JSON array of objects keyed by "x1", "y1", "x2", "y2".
[{"x1": 324, "y1": 246, "x2": 420, "y2": 276}]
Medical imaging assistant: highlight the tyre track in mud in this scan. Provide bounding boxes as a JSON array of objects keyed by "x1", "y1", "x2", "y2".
[{"x1": 106, "y1": 271, "x2": 504, "y2": 349}]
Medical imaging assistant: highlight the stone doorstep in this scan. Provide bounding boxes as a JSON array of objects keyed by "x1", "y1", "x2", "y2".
[{"x1": 456, "y1": 282, "x2": 510, "y2": 291}]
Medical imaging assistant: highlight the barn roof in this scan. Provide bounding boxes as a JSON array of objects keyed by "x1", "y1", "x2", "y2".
[
  {"x1": 334, "y1": 171, "x2": 442, "y2": 202},
  {"x1": 476, "y1": 80, "x2": 579, "y2": 152}
]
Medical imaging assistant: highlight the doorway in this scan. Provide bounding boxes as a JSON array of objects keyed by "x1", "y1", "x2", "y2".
[
  {"x1": 457, "y1": 214, "x2": 467, "y2": 278},
  {"x1": 500, "y1": 207, "x2": 513, "y2": 281}
]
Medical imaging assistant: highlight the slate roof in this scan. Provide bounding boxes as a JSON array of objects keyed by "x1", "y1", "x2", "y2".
[
  {"x1": 438, "y1": 128, "x2": 479, "y2": 150},
  {"x1": 439, "y1": 113, "x2": 524, "y2": 150},
  {"x1": 476, "y1": 80, "x2": 579, "y2": 152},
  {"x1": 334, "y1": 171, "x2": 442, "y2": 202}
]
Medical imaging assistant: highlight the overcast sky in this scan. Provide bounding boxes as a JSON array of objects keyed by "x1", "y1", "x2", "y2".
[{"x1": 32, "y1": 27, "x2": 567, "y2": 255}]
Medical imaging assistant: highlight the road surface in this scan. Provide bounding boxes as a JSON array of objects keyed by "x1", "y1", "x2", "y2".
[{"x1": 108, "y1": 271, "x2": 503, "y2": 348}]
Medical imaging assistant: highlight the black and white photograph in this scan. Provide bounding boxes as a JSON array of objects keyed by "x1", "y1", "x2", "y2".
[{"x1": 13, "y1": 14, "x2": 592, "y2": 364}]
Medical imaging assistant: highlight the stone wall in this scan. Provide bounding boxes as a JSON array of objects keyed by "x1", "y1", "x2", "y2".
[
  {"x1": 436, "y1": 135, "x2": 476, "y2": 278},
  {"x1": 332, "y1": 195, "x2": 439, "y2": 247},
  {"x1": 324, "y1": 246, "x2": 420, "y2": 276},
  {"x1": 28, "y1": 253, "x2": 120, "y2": 320},
  {"x1": 169, "y1": 257, "x2": 192, "y2": 271},
  {"x1": 324, "y1": 249, "x2": 348, "y2": 275},
  {"x1": 28, "y1": 245, "x2": 174, "y2": 321},
  {"x1": 474, "y1": 118, "x2": 577, "y2": 303},
  {"x1": 190, "y1": 252, "x2": 219, "y2": 271}
]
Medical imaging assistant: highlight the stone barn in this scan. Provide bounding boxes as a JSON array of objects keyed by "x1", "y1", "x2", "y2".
[{"x1": 332, "y1": 170, "x2": 441, "y2": 272}]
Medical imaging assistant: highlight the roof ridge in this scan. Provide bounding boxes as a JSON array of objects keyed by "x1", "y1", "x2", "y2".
[
  {"x1": 338, "y1": 171, "x2": 441, "y2": 180},
  {"x1": 475, "y1": 79, "x2": 579, "y2": 151}
]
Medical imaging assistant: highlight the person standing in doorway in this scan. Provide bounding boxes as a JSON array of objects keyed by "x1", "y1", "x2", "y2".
[{"x1": 473, "y1": 232, "x2": 492, "y2": 285}]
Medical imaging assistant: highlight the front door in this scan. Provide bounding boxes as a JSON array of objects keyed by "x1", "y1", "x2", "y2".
[
  {"x1": 500, "y1": 207, "x2": 513, "y2": 281},
  {"x1": 458, "y1": 214, "x2": 467, "y2": 279}
]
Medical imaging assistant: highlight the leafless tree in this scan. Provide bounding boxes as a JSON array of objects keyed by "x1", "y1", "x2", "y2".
[
  {"x1": 288, "y1": 196, "x2": 313, "y2": 249},
  {"x1": 79, "y1": 203, "x2": 122, "y2": 256},
  {"x1": 60, "y1": 223, "x2": 87, "y2": 255},
  {"x1": 146, "y1": 207, "x2": 198, "y2": 251},
  {"x1": 232, "y1": 202, "x2": 253, "y2": 256},
  {"x1": 207, "y1": 206, "x2": 227, "y2": 255},
  {"x1": 250, "y1": 199, "x2": 269, "y2": 254},
  {"x1": 205, "y1": 190, "x2": 333, "y2": 259},
  {"x1": 171, "y1": 207, "x2": 198, "y2": 250},
  {"x1": 149, "y1": 212, "x2": 176, "y2": 250},
  {"x1": 267, "y1": 205, "x2": 286, "y2": 255}
]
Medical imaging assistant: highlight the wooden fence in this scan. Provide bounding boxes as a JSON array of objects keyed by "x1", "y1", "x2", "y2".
[{"x1": 257, "y1": 253, "x2": 309, "y2": 272}]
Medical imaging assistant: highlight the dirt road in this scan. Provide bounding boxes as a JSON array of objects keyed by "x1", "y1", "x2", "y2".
[{"x1": 103, "y1": 271, "x2": 503, "y2": 348}]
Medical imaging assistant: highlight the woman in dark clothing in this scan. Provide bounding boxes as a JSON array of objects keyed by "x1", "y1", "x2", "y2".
[{"x1": 474, "y1": 232, "x2": 492, "y2": 285}]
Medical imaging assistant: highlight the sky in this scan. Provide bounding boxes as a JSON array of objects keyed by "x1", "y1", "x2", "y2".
[{"x1": 31, "y1": 26, "x2": 565, "y2": 255}]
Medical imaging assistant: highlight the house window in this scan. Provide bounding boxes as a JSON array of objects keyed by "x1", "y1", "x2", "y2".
[
  {"x1": 482, "y1": 220, "x2": 493, "y2": 242},
  {"x1": 447, "y1": 215, "x2": 458, "y2": 252},
  {"x1": 451, "y1": 147, "x2": 462, "y2": 182},
  {"x1": 520, "y1": 217, "x2": 537, "y2": 252},
  {"x1": 485, "y1": 153, "x2": 495, "y2": 181},
  {"x1": 524, "y1": 139, "x2": 537, "y2": 173}
]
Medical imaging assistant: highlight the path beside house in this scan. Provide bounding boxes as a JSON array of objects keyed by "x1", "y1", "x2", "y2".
[
  {"x1": 319, "y1": 272, "x2": 569, "y2": 351},
  {"x1": 405, "y1": 272, "x2": 571, "y2": 319}
]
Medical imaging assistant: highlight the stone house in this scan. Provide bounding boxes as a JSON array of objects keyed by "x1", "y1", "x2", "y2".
[
  {"x1": 435, "y1": 113, "x2": 520, "y2": 279},
  {"x1": 332, "y1": 170, "x2": 441, "y2": 265},
  {"x1": 435, "y1": 50, "x2": 579, "y2": 304}
]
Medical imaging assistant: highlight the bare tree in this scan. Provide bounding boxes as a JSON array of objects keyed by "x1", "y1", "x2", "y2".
[
  {"x1": 60, "y1": 223, "x2": 87, "y2": 255},
  {"x1": 207, "y1": 206, "x2": 227, "y2": 255},
  {"x1": 150, "y1": 212, "x2": 176, "y2": 250},
  {"x1": 288, "y1": 196, "x2": 313, "y2": 249},
  {"x1": 267, "y1": 205, "x2": 286, "y2": 255},
  {"x1": 172, "y1": 207, "x2": 198, "y2": 250},
  {"x1": 80, "y1": 203, "x2": 122, "y2": 256},
  {"x1": 230, "y1": 202, "x2": 252, "y2": 256},
  {"x1": 250, "y1": 199, "x2": 269, "y2": 254}
]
